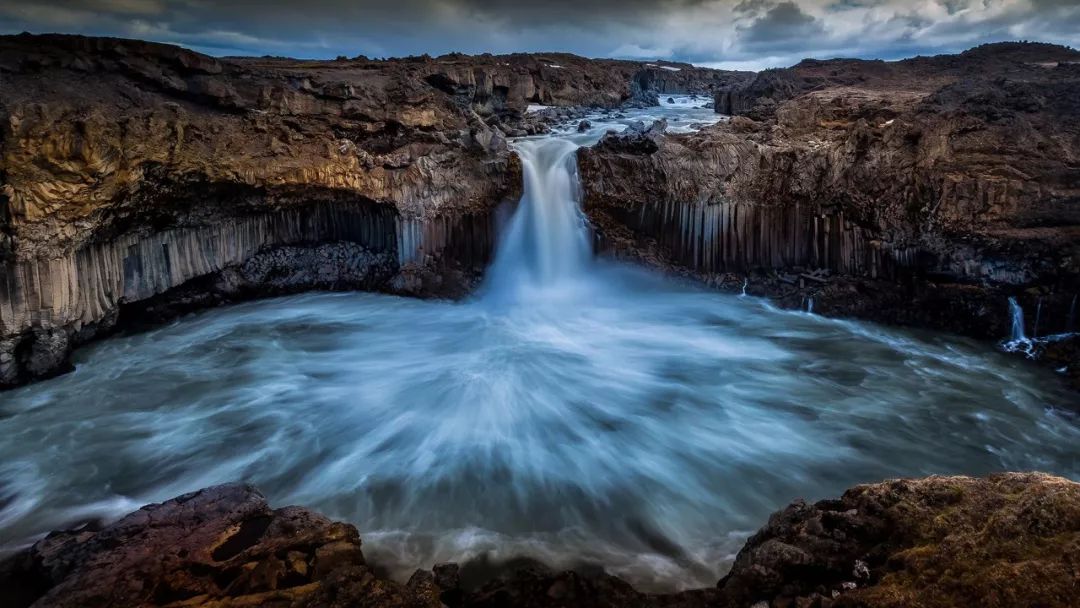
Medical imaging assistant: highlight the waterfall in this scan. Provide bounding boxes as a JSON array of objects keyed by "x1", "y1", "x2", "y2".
[
  {"x1": 807, "y1": 297, "x2": 814, "y2": 314},
  {"x1": 1000, "y1": 296, "x2": 1036, "y2": 357},
  {"x1": 482, "y1": 137, "x2": 592, "y2": 304},
  {"x1": 1033, "y1": 297, "x2": 1043, "y2": 339},
  {"x1": 1008, "y1": 297, "x2": 1026, "y2": 342},
  {"x1": 1069, "y1": 295, "x2": 1078, "y2": 333}
]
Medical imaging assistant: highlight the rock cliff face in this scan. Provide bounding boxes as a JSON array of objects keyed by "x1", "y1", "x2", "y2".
[
  {"x1": 3, "y1": 473, "x2": 1077, "y2": 607},
  {"x1": 580, "y1": 43, "x2": 1080, "y2": 353},
  {"x1": 4, "y1": 36, "x2": 1078, "y2": 385},
  {"x1": 0, "y1": 34, "x2": 744, "y2": 387}
]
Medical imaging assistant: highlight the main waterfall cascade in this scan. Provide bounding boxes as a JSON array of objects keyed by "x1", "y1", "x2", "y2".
[
  {"x1": 482, "y1": 137, "x2": 591, "y2": 304},
  {"x1": 2, "y1": 98, "x2": 1080, "y2": 592}
]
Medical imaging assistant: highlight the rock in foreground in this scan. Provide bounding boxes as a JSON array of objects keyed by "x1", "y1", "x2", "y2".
[
  {"x1": 2, "y1": 473, "x2": 1077, "y2": 607},
  {"x1": 718, "y1": 472, "x2": 1080, "y2": 608}
]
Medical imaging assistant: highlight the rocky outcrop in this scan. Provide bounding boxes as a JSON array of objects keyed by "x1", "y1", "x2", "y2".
[
  {"x1": 418, "y1": 54, "x2": 744, "y2": 113},
  {"x1": 0, "y1": 484, "x2": 433, "y2": 608},
  {"x1": 0, "y1": 34, "x2": 743, "y2": 388},
  {"x1": 629, "y1": 61, "x2": 755, "y2": 107},
  {"x1": 0, "y1": 34, "x2": 512, "y2": 386},
  {"x1": 716, "y1": 472, "x2": 1080, "y2": 608},
  {"x1": 580, "y1": 43, "x2": 1080, "y2": 370},
  {"x1": 3, "y1": 474, "x2": 1077, "y2": 607},
  {"x1": 713, "y1": 42, "x2": 1079, "y2": 119}
]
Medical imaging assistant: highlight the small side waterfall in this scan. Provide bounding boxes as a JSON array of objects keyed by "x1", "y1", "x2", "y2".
[
  {"x1": 483, "y1": 138, "x2": 592, "y2": 304},
  {"x1": 1001, "y1": 296, "x2": 1039, "y2": 358},
  {"x1": 1033, "y1": 297, "x2": 1043, "y2": 339},
  {"x1": 1002, "y1": 295, "x2": 1080, "y2": 359},
  {"x1": 1008, "y1": 297, "x2": 1026, "y2": 342}
]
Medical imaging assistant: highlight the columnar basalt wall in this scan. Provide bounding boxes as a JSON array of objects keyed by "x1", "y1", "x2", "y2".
[
  {"x1": 0, "y1": 201, "x2": 500, "y2": 386},
  {"x1": 604, "y1": 200, "x2": 914, "y2": 279},
  {"x1": 0, "y1": 201, "x2": 393, "y2": 334},
  {"x1": 396, "y1": 211, "x2": 495, "y2": 269},
  {"x1": 581, "y1": 43, "x2": 1080, "y2": 354}
]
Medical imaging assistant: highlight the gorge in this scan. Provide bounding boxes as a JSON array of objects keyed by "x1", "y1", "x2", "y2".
[{"x1": 1, "y1": 32, "x2": 1080, "y2": 608}]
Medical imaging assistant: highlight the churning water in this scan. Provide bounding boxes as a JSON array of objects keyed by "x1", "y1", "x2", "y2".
[
  {"x1": 1, "y1": 99, "x2": 1079, "y2": 591},
  {"x1": 482, "y1": 137, "x2": 591, "y2": 304}
]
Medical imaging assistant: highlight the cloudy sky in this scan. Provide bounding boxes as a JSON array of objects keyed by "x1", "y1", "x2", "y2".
[{"x1": 1, "y1": 0, "x2": 1078, "y2": 70}]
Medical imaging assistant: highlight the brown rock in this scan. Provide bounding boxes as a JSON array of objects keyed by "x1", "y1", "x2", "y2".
[
  {"x1": 579, "y1": 42, "x2": 1080, "y2": 356},
  {"x1": 3, "y1": 474, "x2": 1078, "y2": 607},
  {"x1": 0, "y1": 33, "x2": 747, "y2": 389},
  {"x1": 716, "y1": 473, "x2": 1080, "y2": 608},
  {"x1": 0, "y1": 484, "x2": 439, "y2": 608}
]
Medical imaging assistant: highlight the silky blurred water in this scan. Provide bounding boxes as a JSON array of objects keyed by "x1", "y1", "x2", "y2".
[
  {"x1": 1, "y1": 97, "x2": 1079, "y2": 591},
  {"x1": 2, "y1": 271, "x2": 1078, "y2": 589}
]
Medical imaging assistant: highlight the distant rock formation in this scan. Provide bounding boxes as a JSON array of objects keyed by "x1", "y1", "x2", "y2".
[{"x1": 3, "y1": 473, "x2": 1077, "y2": 607}]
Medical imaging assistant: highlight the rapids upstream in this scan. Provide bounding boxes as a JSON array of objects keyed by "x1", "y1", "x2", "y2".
[{"x1": 2, "y1": 98, "x2": 1079, "y2": 592}]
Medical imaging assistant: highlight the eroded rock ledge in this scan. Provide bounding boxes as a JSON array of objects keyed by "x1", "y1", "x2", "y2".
[{"x1": 2, "y1": 473, "x2": 1077, "y2": 607}]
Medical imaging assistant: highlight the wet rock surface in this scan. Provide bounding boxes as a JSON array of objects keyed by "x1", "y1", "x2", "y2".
[
  {"x1": 2, "y1": 474, "x2": 1077, "y2": 607},
  {"x1": 579, "y1": 42, "x2": 1080, "y2": 380}
]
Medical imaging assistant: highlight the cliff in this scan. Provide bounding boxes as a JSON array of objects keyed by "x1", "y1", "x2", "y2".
[
  {"x1": 2, "y1": 473, "x2": 1077, "y2": 607},
  {"x1": 580, "y1": 43, "x2": 1080, "y2": 351},
  {"x1": 0, "y1": 34, "x2": 745, "y2": 387}
]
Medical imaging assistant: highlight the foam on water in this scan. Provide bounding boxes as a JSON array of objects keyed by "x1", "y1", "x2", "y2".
[
  {"x1": 1, "y1": 100, "x2": 1078, "y2": 591},
  {"x1": 1, "y1": 282, "x2": 1078, "y2": 589},
  {"x1": 482, "y1": 137, "x2": 591, "y2": 305}
]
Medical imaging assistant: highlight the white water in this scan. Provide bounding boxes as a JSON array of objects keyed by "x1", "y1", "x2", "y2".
[
  {"x1": 1002, "y1": 296, "x2": 1078, "y2": 361},
  {"x1": 1010, "y1": 297, "x2": 1027, "y2": 342},
  {"x1": 1, "y1": 99, "x2": 1079, "y2": 591},
  {"x1": 482, "y1": 138, "x2": 591, "y2": 305}
]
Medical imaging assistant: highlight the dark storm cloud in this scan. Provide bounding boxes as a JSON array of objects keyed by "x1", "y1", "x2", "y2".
[
  {"x1": 737, "y1": 1, "x2": 827, "y2": 51},
  {"x1": 1, "y1": 0, "x2": 1078, "y2": 69}
]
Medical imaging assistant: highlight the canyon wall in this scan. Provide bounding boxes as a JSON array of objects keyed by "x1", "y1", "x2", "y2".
[
  {"x1": 4, "y1": 35, "x2": 1078, "y2": 386},
  {"x1": 580, "y1": 43, "x2": 1080, "y2": 351},
  {"x1": 0, "y1": 34, "x2": 743, "y2": 387}
]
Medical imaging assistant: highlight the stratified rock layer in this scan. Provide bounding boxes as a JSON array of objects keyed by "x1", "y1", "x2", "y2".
[{"x1": 2, "y1": 474, "x2": 1077, "y2": 607}]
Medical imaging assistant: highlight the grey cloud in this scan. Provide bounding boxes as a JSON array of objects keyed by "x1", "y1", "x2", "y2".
[
  {"x1": 737, "y1": 1, "x2": 826, "y2": 51},
  {"x1": 0, "y1": 0, "x2": 1077, "y2": 69}
]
